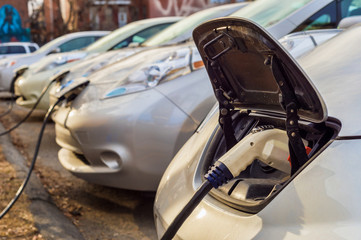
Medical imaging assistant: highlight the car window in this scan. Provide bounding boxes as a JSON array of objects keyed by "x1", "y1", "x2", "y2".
[
  {"x1": 112, "y1": 23, "x2": 172, "y2": 50},
  {"x1": 0, "y1": 45, "x2": 27, "y2": 54},
  {"x1": 231, "y1": 0, "x2": 313, "y2": 28},
  {"x1": 9, "y1": 46, "x2": 26, "y2": 53},
  {"x1": 293, "y1": 1, "x2": 338, "y2": 31},
  {"x1": 58, "y1": 36, "x2": 98, "y2": 52},
  {"x1": 0, "y1": 46, "x2": 7, "y2": 54},
  {"x1": 341, "y1": 0, "x2": 361, "y2": 17},
  {"x1": 29, "y1": 46, "x2": 37, "y2": 52}
]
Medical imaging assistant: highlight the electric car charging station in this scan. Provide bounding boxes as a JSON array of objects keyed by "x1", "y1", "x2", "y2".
[
  {"x1": 2, "y1": 0, "x2": 361, "y2": 238},
  {"x1": 155, "y1": 17, "x2": 361, "y2": 240}
]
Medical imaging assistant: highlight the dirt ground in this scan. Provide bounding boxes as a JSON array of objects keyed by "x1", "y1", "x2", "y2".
[
  {"x1": 0, "y1": 100, "x2": 158, "y2": 240},
  {"x1": 0, "y1": 145, "x2": 44, "y2": 240}
]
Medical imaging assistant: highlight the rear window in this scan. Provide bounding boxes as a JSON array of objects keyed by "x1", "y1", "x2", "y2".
[{"x1": 0, "y1": 45, "x2": 26, "y2": 54}]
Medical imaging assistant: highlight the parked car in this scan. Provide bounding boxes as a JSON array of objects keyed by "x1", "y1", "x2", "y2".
[
  {"x1": 51, "y1": 0, "x2": 361, "y2": 192},
  {"x1": 13, "y1": 17, "x2": 181, "y2": 110},
  {"x1": 0, "y1": 31, "x2": 109, "y2": 91},
  {"x1": 154, "y1": 18, "x2": 361, "y2": 240},
  {"x1": 51, "y1": 3, "x2": 249, "y2": 191},
  {"x1": 0, "y1": 42, "x2": 39, "y2": 58},
  {"x1": 45, "y1": 3, "x2": 248, "y2": 110}
]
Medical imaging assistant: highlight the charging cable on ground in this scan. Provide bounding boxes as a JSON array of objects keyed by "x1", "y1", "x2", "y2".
[
  {"x1": 0, "y1": 77, "x2": 89, "y2": 219},
  {"x1": 0, "y1": 96, "x2": 64, "y2": 219},
  {"x1": 0, "y1": 79, "x2": 56, "y2": 136},
  {"x1": 161, "y1": 129, "x2": 291, "y2": 240},
  {"x1": 0, "y1": 94, "x2": 15, "y2": 118}
]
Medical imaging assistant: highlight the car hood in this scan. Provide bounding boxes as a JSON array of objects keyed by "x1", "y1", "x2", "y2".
[
  {"x1": 66, "y1": 47, "x2": 141, "y2": 79},
  {"x1": 193, "y1": 17, "x2": 327, "y2": 123}
]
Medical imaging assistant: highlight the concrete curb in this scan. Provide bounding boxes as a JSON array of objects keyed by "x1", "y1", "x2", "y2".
[{"x1": 0, "y1": 122, "x2": 85, "y2": 240}]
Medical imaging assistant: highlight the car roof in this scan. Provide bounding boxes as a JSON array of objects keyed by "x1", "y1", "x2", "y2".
[
  {"x1": 0, "y1": 42, "x2": 39, "y2": 46},
  {"x1": 61, "y1": 31, "x2": 110, "y2": 37}
]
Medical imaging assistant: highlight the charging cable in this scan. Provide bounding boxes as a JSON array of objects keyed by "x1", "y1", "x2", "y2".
[
  {"x1": 0, "y1": 79, "x2": 56, "y2": 136},
  {"x1": 0, "y1": 94, "x2": 15, "y2": 118},
  {"x1": 161, "y1": 129, "x2": 290, "y2": 240},
  {"x1": 0, "y1": 96, "x2": 64, "y2": 219}
]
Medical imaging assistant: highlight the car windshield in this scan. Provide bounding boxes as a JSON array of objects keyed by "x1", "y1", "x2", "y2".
[
  {"x1": 85, "y1": 22, "x2": 146, "y2": 52},
  {"x1": 143, "y1": 4, "x2": 242, "y2": 47},
  {"x1": 232, "y1": 0, "x2": 312, "y2": 28},
  {"x1": 34, "y1": 34, "x2": 73, "y2": 54}
]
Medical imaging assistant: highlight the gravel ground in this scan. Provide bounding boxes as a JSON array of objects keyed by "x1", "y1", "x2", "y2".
[{"x1": 0, "y1": 100, "x2": 158, "y2": 240}]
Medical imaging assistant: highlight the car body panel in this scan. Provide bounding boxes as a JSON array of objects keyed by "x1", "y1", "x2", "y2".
[
  {"x1": 53, "y1": 86, "x2": 197, "y2": 190},
  {"x1": 155, "y1": 68, "x2": 216, "y2": 125},
  {"x1": 298, "y1": 24, "x2": 361, "y2": 136}
]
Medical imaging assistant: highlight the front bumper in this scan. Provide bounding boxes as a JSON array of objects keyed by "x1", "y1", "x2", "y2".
[{"x1": 54, "y1": 86, "x2": 198, "y2": 191}]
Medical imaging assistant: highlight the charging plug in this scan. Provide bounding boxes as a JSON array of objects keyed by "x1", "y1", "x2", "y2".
[
  {"x1": 206, "y1": 129, "x2": 290, "y2": 188},
  {"x1": 54, "y1": 77, "x2": 89, "y2": 101}
]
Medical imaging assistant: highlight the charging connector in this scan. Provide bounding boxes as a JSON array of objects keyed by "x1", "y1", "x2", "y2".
[{"x1": 161, "y1": 129, "x2": 290, "y2": 239}]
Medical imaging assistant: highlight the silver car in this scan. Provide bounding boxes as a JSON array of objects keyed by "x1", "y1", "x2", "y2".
[
  {"x1": 52, "y1": 0, "x2": 361, "y2": 192},
  {"x1": 47, "y1": 3, "x2": 249, "y2": 109},
  {"x1": 154, "y1": 17, "x2": 361, "y2": 240},
  {"x1": 13, "y1": 17, "x2": 182, "y2": 110},
  {"x1": 0, "y1": 31, "x2": 109, "y2": 91}
]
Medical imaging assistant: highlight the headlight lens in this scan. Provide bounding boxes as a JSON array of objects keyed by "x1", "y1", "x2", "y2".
[{"x1": 103, "y1": 46, "x2": 204, "y2": 99}]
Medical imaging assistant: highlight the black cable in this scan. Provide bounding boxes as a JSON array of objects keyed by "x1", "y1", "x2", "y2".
[
  {"x1": 0, "y1": 79, "x2": 56, "y2": 137},
  {"x1": 0, "y1": 94, "x2": 15, "y2": 118},
  {"x1": 0, "y1": 96, "x2": 64, "y2": 219},
  {"x1": 161, "y1": 181, "x2": 213, "y2": 240}
]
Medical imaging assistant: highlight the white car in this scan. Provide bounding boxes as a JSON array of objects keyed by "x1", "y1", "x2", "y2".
[
  {"x1": 0, "y1": 42, "x2": 39, "y2": 58},
  {"x1": 0, "y1": 31, "x2": 109, "y2": 91},
  {"x1": 51, "y1": 3, "x2": 249, "y2": 191},
  {"x1": 13, "y1": 17, "x2": 182, "y2": 110},
  {"x1": 52, "y1": 0, "x2": 361, "y2": 192},
  {"x1": 154, "y1": 17, "x2": 361, "y2": 240}
]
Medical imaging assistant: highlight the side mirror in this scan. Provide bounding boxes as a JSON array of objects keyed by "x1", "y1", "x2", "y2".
[
  {"x1": 338, "y1": 16, "x2": 361, "y2": 29},
  {"x1": 128, "y1": 42, "x2": 140, "y2": 48},
  {"x1": 48, "y1": 47, "x2": 61, "y2": 55}
]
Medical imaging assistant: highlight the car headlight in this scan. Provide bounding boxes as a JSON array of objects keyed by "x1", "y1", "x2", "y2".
[{"x1": 103, "y1": 47, "x2": 204, "y2": 99}]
